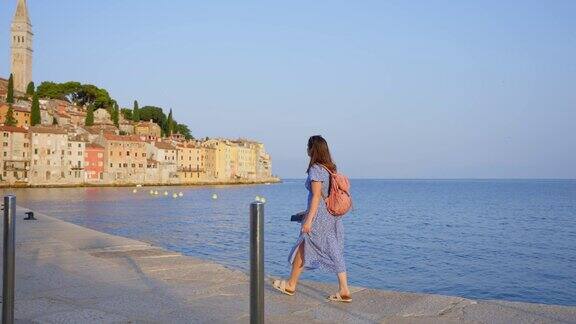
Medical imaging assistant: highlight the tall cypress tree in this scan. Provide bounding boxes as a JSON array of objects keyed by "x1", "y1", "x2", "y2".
[
  {"x1": 133, "y1": 100, "x2": 140, "y2": 122},
  {"x1": 112, "y1": 103, "x2": 119, "y2": 127},
  {"x1": 7, "y1": 74, "x2": 14, "y2": 104},
  {"x1": 26, "y1": 81, "x2": 35, "y2": 96},
  {"x1": 85, "y1": 106, "x2": 94, "y2": 126},
  {"x1": 31, "y1": 94, "x2": 41, "y2": 126},
  {"x1": 4, "y1": 104, "x2": 17, "y2": 126},
  {"x1": 166, "y1": 108, "x2": 174, "y2": 136}
]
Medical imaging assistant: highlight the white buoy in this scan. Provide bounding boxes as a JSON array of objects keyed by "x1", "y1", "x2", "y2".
[
  {"x1": 255, "y1": 195, "x2": 261, "y2": 202},
  {"x1": 149, "y1": 189, "x2": 154, "y2": 195},
  {"x1": 261, "y1": 197, "x2": 266, "y2": 203},
  {"x1": 212, "y1": 194, "x2": 218, "y2": 200},
  {"x1": 178, "y1": 192, "x2": 183, "y2": 197},
  {"x1": 132, "y1": 189, "x2": 137, "y2": 193},
  {"x1": 172, "y1": 193, "x2": 178, "y2": 198},
  {"x1": 154, "y1": 190, "x2": 159, "y2": 195},
  {"x1": 164, "y1": 191, "x2": 168, "y2": 196}
]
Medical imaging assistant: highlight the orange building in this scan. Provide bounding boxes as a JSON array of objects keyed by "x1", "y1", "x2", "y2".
[
  {"x1": 98, "y1": 133, "x2": 147, "y2": 183},
  {"x1": 85, "y1": 143, "x2": 104, "y2": 181}
]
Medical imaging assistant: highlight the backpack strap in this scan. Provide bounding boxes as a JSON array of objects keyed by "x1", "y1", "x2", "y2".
[{"x1": 316, "y1": 164, "x2": 333, "y2": 198}]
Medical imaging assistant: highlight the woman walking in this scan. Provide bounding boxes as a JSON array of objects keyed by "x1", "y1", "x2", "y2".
[{"x1": 273, "y1": 135, "x2": 351, "y2": 302}]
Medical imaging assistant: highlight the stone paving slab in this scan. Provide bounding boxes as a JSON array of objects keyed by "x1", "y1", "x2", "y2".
[{"x1": 0, "y1": 207, "x2": 574, "y2": 323}]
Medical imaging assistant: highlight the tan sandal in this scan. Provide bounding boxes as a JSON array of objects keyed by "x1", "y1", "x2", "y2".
[
  {"x1": 328, "y1": 293, "x2": 352, "y2": 303},
  {"x1": 272, "y1": 279, "x2": 295, "y2": 296}
]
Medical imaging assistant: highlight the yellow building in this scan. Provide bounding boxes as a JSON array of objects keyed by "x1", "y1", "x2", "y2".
[
  {"x1": 202, "y1": 139, "x2": 234, "y2": 180},
  {"x1": 177, "y1": 142, "x2": 206, "y2": 182},
  {"x1": 0, "y1": 103, "x2": 31, "y2": 128}
]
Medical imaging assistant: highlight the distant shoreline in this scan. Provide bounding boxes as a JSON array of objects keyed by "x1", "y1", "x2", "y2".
[{"x1": 0, "y1": 177, "x2": 282, "y2": 189}]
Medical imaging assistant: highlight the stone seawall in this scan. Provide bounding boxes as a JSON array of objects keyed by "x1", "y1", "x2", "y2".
[
  {"x1": 3, "y1": 206, "x2": 575, "y2": 323},
  {"x1": 0, "y1": 177, "x2": 281, "y2": 189}
]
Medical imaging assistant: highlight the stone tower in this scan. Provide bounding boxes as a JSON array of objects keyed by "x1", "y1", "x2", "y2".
[{"x1": 10, "y1": 0, "x2": 33, "y2": 93}]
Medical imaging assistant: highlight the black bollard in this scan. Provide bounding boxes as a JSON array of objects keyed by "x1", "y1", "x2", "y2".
[
  {"x1": 3, "y1": 195, "x2": 16, "y2": 324},
  {"x1": 250, "y1": 201, "x2": 264, "y2": 324}
]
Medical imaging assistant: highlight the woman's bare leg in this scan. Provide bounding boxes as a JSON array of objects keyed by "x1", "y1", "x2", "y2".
[
  {"x1": 337, "y1": 272, "x2": 351, "y2": 296},
  {"x1": 287, "y1": 243, "x2": 304, "y2": 291}
]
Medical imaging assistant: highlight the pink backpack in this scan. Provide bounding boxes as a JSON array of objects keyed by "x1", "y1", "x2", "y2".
[{"x1": 319, "y1": 164, "x2": 352, "y2": 216}]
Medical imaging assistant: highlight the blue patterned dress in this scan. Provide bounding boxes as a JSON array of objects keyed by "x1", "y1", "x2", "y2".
[{"x1": 288, "y1": 164, "x2": 346, "y2": 273}]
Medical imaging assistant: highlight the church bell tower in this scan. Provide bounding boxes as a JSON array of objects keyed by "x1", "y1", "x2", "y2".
[{"x1": 11, "y1": 0, "x2": 33, "y2": 93}]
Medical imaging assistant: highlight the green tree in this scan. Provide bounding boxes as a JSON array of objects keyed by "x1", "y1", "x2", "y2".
[
  {"x1": 4, "y1": 104, "x2": 17, "y2": 126},
  {"x1": 133, "y1": 100, "x2": 140, "y2": 122},
  {"x1": 112, "y1": 103, "x2": 119, "y2": 127},
  {"x1": 36, "y1": 81, "x2": 114, "y2": 109},
  {"x1": 30, "y1": 94, "x2": 41, "y2": 126},
  {"x1": 165, "y1": 108, "x2": 175, "y2": 136},
  {"x1": 7, "y1": 74, "x2": 14, "y2": 104},
  {"x1": 139, "y1": 106, "x2": 166, "y2": 126},
  {"x1": 85, "y1": 106, "x2": 94, "y2": 126},
  {"x1": 175, "y1": 123, "x2": 193, "y2": 140},
  {"x1": 26, "y1": 81, "x2": 35, "y2": 96},
  {"x1": 120, "y1": 108, "x2": 132, "y2": 121}
]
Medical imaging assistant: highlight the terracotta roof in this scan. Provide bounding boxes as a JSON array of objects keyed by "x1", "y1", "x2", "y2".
[
  {"x1": 103, "y1": 133, "x2": 143, "y2": 142},
  {"x1": 155, "y1": 141, "x2": 177, "y2": 150},
  {"x1": 0, "y1": 126, "x2": 27, "y2": 133},
  {"x1": 29, "y1": 126, "x2": 67, "y2": 135},
  {"x1": 86, "y1": 143, "x2": 104, "y2": 149}
]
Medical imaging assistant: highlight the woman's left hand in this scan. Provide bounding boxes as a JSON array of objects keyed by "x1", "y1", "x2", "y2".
[{"x1": 301, "y1": 221, "x2": 312, "y2": 234}]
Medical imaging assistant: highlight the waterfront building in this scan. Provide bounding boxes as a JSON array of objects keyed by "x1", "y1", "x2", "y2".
[
  {"x1": 233, "y1": 140, "x2": 258, "y2": 179},
  {"x1": 0, "y1": 125, "x2": 30, "y2": 185},
  {"x1": 177, "y1": 142, "x2": 206, "y2": 182},
  {"x1": 29, "y1": 126, "x2": 68, "y2": 185},
  {"x1": 97, "y1": 133, "x2": 146, "y2": 184},
  {"x1": 256, "y1": 144, "x2": 273, "y2": 178},
  {"x1": 0, "y1": 103, "x2": 31, "y2": 128},
  {"x1": 146, "y1": 141, "x2": 178, "y2": 183},
  {"x1": 65, "y1": 135, "x2": 86, "y2": 184},
  {"x1": 203, "y1": 139, "x2": 234, "y2": 180},
  {"x1": 84, "y1": 143, "x2": 104, "y2": 182},
  {"x1": 11, "y1": 0, "x2": 33, "y2": 93},
  {"x1": 203, "y1": 144, "x2": 217, "y2": 180},
  {"x1": 135, "y1": 120, "x2": 162, "y2": 140}
]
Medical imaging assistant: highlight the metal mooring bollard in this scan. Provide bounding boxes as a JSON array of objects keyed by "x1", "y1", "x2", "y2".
[
  {"x1": 250, "y1": 201, "x2": 264, "y2": 324},
  {"x1": 3, "y1": 195, "x2": 16, "y2": 324}
]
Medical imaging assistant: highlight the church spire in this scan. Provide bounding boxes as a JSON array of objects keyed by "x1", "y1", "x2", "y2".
[{"x1": 13, "y1": 0, "x2": 31, "y2": 24}]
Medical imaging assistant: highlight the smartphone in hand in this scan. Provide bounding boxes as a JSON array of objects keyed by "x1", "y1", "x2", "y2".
[{"x1": 291, "y1": 211, "x2": 307, "y2": 222}]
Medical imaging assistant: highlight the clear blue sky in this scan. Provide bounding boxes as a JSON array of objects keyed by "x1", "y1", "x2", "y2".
[{"x1": 1, "y1": 0, "x2": 575, "y2": 178}]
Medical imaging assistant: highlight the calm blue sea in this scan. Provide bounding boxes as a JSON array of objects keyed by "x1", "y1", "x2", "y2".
[{"x1": 4, "y1": 179, "x2": 576, "y2": 306}]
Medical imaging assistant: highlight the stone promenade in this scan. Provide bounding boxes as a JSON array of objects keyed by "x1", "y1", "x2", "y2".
[{"x1": 1, "y1": 207, "x2": 575, "y2": 323}]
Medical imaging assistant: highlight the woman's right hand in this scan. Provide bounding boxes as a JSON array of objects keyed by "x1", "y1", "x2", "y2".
[{"x1": 301, "y1": 221, "x2": 313, "y2": 234}]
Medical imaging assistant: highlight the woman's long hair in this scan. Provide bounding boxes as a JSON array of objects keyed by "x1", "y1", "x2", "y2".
[{"x1": 307, "y1": 135, "x2": 337, "y2": 173}]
